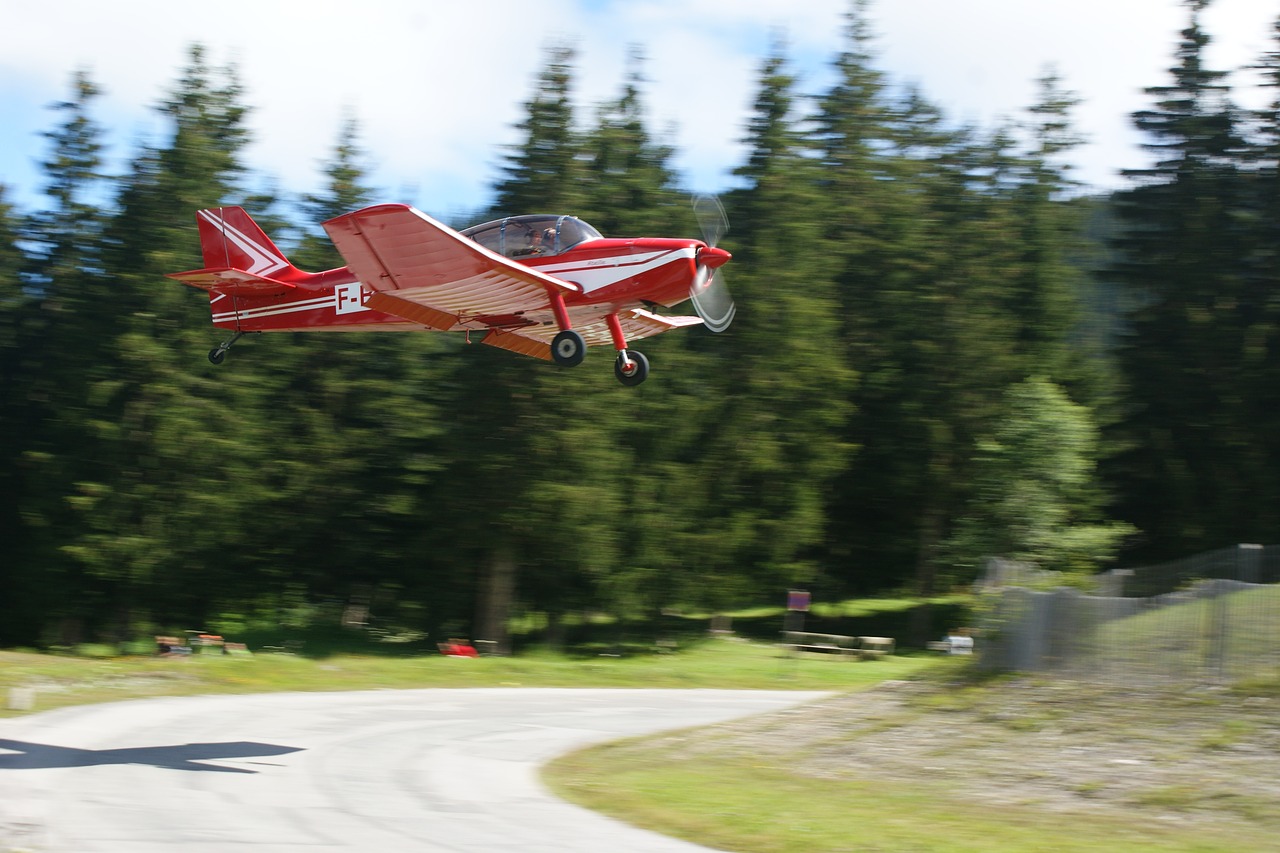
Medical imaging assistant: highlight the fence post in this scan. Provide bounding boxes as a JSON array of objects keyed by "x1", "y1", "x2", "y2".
[
  {"x1": 1237, "y1": 543, "x2": 1262, "y2": 583},
  {"x1": 1201, "y1": 578, "x2": 1228, "y2": 683},
  {"x1": 1098, "y1": 569, "x2": 1133, "y2": 598},
  {"x1": 1022, "y1": 589, "x2": 1051, "y2": 672}
]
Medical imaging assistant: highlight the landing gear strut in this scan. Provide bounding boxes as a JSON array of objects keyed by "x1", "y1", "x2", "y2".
[
  {"x1": 208, "y1": 331, "x2": 245, "y2": 365},
  {"x1": 604, "y1": 312, "x2": 651, "y2": 385},
  {"x1": 614, "y1": 350, "x2": 649, "y2": 386}
]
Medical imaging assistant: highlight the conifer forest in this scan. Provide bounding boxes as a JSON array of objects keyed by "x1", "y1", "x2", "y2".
[{"x1": 3, "y1": 2, "x2": 1280, "y2": 648}]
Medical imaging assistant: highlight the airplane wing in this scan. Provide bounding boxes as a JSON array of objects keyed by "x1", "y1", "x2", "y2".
[
  {"x1": 481, "y1": 308, "x2": 704, "y2": 361},
  {"x1": 323, "y1": 204, "x2": 578, "y2": 329}
]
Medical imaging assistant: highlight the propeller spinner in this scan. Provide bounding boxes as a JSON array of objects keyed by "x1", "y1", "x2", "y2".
[{"x1": 690, "y1": 195, "x2": 736, "y2": 333}]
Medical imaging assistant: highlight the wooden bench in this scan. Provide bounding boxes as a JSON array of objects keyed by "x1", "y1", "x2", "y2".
[
  {"x1": 782, "y1": 632, "x2": 858, "y2": 657},
  {"x1": 189, "y1": 633, "x2": 225, "y2": 655},
  {"x1": 858, "y1": 636, "x2": 895, "y2": 659},
  {"x1": 155, "y1": 636, "x2": 190, "y2": 656},
  {"x1": 157, "y1": 634, "x2": 250, "y2": 656},
  {"x1": 782, "y1": 632, "x2": 895, "y2": 660}
]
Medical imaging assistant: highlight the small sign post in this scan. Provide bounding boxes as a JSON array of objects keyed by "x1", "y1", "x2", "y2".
[{"x1": 785, "y1": 589, "x2": 810, "y2": 634}]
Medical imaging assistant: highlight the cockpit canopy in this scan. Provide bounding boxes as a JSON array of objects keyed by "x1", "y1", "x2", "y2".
[{"x1": 460, "y1": 214, "x2": 602, "y2": 259}]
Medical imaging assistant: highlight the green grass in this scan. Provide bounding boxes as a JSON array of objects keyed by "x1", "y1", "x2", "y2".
[
  {"x1": 0, "y1": 636, "x2": 935, "y2": 718},
  {"x1": 682, "y1": 593, "x2": 971, "y2": 622},
  {"x1": 543, "y1": 665, "x2": 1280, "y2": 853},
  {"x1": 807, "y1": 593, "x2": 972, "y2": 619},
  {"x1": 1090, "y1": 585, "x2": 1280, "y2": 668},
  {"x1": 546, "y1": 754, "x2": 1273, "y2": 853}
]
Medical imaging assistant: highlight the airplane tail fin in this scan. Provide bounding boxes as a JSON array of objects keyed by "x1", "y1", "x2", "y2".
[
  {"x1": 194, "y1": 207, "x2": 300, "y2": 277},
  {"x1": 166, "y1": 207, "x2": 304, "y2": 296}
]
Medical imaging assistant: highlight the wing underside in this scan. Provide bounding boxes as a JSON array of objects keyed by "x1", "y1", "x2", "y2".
[
  {"x1": 323, "y1": 204, "x2": 577, "y2": 326},
  {"x1": 481, "y1": 309, "x2": 703, "y2": 361}
]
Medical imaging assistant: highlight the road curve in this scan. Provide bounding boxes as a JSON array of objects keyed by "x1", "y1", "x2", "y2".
[{"x1": 0, "y1": 688, "x2": 827, "y2": 852}]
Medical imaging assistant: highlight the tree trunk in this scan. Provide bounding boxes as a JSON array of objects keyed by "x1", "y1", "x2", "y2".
[
  {"x1": 474, "y1": 546, "x2": 517, "y2": 655},
  {"x1": 911, "y1": 496, "x2": 946, "y2": 646}
]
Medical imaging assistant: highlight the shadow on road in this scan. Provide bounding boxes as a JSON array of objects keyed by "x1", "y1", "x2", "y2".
[{"x1": 0, "y1": 739, "x2": 303, "y2": 773}]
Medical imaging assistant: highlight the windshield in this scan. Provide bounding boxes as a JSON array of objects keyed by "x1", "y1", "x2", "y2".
[{"x1": 460, "y1": 214, "x2": 601, "y2": 259}]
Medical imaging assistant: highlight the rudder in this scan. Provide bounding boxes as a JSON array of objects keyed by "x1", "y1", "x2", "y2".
[{"x1": 196, "y1": 207, "x2": 301, "y2": 279}]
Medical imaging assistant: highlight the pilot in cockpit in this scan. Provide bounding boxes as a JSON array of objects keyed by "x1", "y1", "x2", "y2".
[
  {"x1": 510, "y1": 227, "x2": 538, "y2": 257},
  {"x1": 534, "y1": 227, "x2": 556, "y2": 252},
  {"x1": 522, "y1": 227, "x2": 554, "y2": 256}
]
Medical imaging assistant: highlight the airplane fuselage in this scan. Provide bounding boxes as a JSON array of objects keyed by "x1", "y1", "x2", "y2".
[
  {"x1": 209, "y1": 235, "x2": 704, "y2": 334},
  {"x1": 170, "y1": 203, "x2": 731, "y2": 384}
]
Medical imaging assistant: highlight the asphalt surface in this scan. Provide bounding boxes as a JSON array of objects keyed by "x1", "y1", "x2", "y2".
[{"x1": 0, "y1": 688, "x2": 827, "y2": 852}]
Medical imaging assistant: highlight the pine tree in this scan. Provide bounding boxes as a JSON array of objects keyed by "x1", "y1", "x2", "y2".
[
  {"x1": 578, "y1": 46, "x2": 682, "y2": 234},
  {"x1": 1107, "y1": 0, "x2": 1262, "y2": 557},
  {"x1": 244, "y1": 116, "x2": 448, "y2": 632},
  {"x1": 297, "y1": 112, "x2": 379, "y2": 266},
  {"x1": 816, "y1": 4, "x2": 1101, "y2": 600},
  {"x1": 492, "y1": 42, "x2": 585, "y2": 215},
  {"x1": 1237, "y1": 13, "x2": 1280, "y2": 540},
  {"x1": 425, "y1": 48, "x2": 662, "y2": 651},
  {"x1": 0, "y1": 184, "x2": 39, "y2": 643},
  {"x1": 1011, "y1": 69, "x2": 1087, "y2": 378},
  {"x1": 6, "y1": 71, "x2": 115, "y2": 644},
  {"x1": 674, "y1": 44, "x2": 855, "y2": 606},
  {"x1": 53, "y1": 46, "x2": 265, "y2": 639},
  {"x1": 816, "y1": 2, "x2": 971, "y2": 597}
]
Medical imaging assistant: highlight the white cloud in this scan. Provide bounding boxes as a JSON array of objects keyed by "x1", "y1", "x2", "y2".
[
  {"x1": 0, "y1": 0, "x2": 1276, "y2": 216},
  {"x1": 868, "y1": 0, "x2": 1275, "y2": 189}
]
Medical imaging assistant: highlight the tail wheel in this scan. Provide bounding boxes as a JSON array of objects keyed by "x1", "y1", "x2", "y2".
[
  {"x1": 551, "y1": 330, "x2": 586, "y2": 367},
  {"x1": 208, "y1": 330, "x2": 244, "y2": 365},
  {"x1": 614, "y1": 351, "x2": 649, "y2": 386}
]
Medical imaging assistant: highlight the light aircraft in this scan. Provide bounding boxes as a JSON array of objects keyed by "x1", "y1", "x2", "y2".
[{"x1": 167, "y1": 197, "x2": 734, "y2": 385}]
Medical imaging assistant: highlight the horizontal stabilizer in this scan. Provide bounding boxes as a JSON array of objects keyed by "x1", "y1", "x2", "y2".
[{"x1": 166, "y1": 267, "x2": 298, "y2": 297}]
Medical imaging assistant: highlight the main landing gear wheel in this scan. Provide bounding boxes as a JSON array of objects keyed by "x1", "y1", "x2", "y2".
[
  {"x1": 614, "y1": 351, "x2": 649, "y2": 386},
  {"x1": 551, "y1": 330, "x2": 586, "y2": 367}
]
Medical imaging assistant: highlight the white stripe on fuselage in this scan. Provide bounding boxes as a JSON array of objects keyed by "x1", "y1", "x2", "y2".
[
  {"x1": 212, "y1": 294, "x2": 334, "y2": 324},
  {"x1": 212, "y1": 247, "x2": 695, "y2": 325},
  {"x1": 536, "y1": 247, "x2": 694, "y2": 293}
]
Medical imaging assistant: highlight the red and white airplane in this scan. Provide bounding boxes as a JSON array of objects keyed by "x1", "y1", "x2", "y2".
[{"x1": 167, "y1": 198, "x2": 734, "y2": 385}]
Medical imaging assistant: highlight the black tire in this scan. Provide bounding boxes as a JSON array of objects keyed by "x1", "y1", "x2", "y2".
[
  {"x1": 208, "y1": 348, "x2": 226, "y2": 365},
  {"x1": 614, "y1": 350, "x2": 649, "y2": 386},
  {"x1": 551, "y1": 330, "x2": 586, "y2": 367}
]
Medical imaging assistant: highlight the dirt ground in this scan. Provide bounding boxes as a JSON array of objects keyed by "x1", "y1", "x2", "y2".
[{"x1": 661, "y1": 673, "x2": 1280, "y2": 831}]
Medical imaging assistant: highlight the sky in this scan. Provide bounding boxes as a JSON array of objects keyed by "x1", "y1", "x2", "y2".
[{"x1": 0, "y1": 0, "x2": 1277, "y2": 222}]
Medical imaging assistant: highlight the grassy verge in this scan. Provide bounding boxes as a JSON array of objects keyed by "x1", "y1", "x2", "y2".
[
  {"x1": 0, "y1": 637, "x2": 936, "y2": 718},
  {"x1": 546, "y1": 755, "x2": 1271, "y2": 853},
  {"x1": 544, "y1": 664, "x2": 1280, "y2": 853}
]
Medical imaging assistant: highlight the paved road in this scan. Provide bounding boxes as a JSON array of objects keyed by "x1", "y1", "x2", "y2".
[{"x1": 0, "y1": 688, "x2": 826, "y2": 852}]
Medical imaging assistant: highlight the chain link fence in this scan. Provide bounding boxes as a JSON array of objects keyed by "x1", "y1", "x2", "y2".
[{"x1": 980, "y1": 545, "x2": 1280, "y2": 684}]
